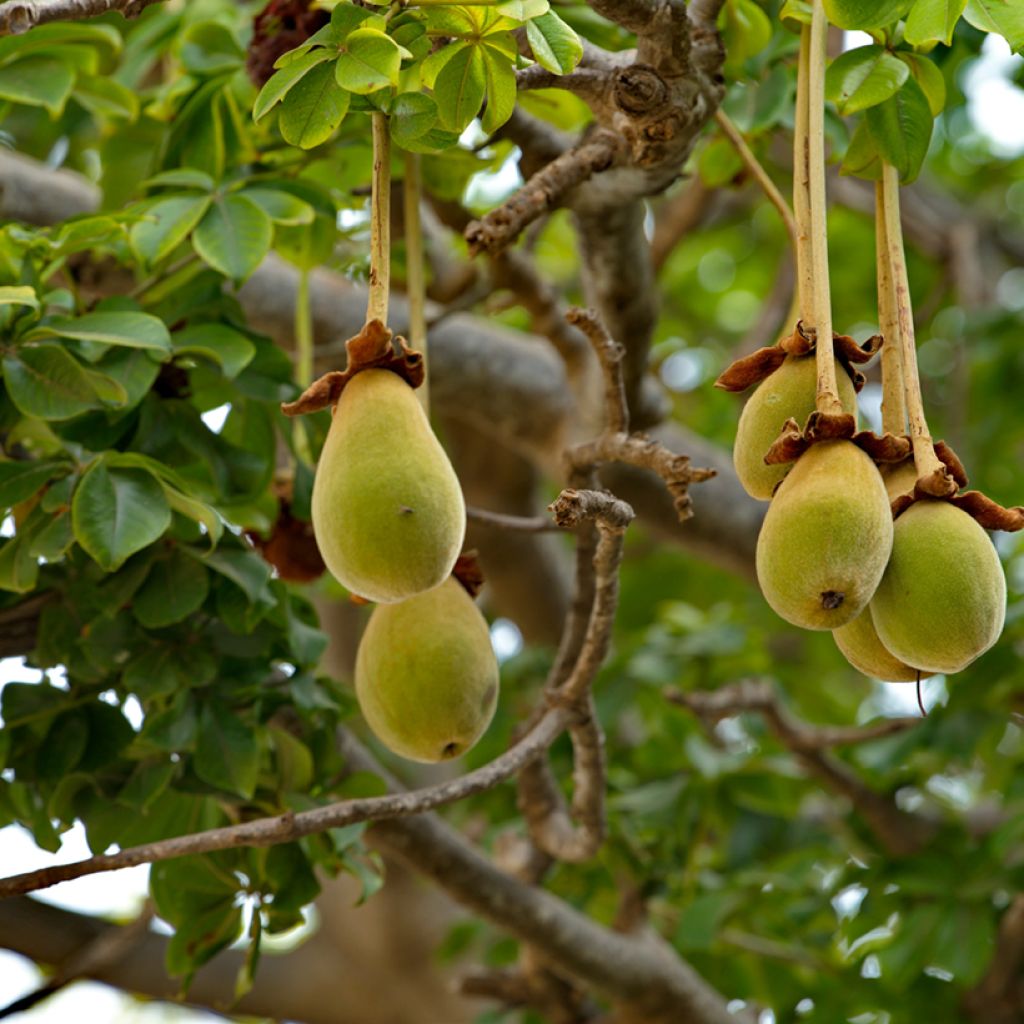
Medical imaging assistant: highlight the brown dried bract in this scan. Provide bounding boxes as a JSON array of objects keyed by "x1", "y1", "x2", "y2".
[
  {"x1": 715, "y1": 323, "x2": 882, "y2": 394},
  {"x1": 765, "y1": 419, "x2": 908, "y2": 472},
  {"x1": 934, "y1": 440, "x2": 968, "y2": 488},
  {"x1": 280, "y1": 319, "x2": 425, "y2": 417},
  {"x1": 246, "y1": 493, "x2": 325, "y2": 584},
  {"x1": 852, "y1": 431, "x2": 912, "y2": 463},
  {"x1": 452, "y1": 551, "x2": 486, "y2": 597},
  {"x1": 914, "y1": 465, "x2": 959, "y2": 500},
  {"x1": 949, "y1": 491, "x2": 1024, "y2": 532}
]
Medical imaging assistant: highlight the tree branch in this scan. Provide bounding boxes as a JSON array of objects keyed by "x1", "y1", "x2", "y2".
[
  {"x1": 667, "y1": 680, "x2": 934, "y2": 858},
  {"x1": 0, "y1": 0, "x2": 162, "y2": 33},
  {"x1": 963, "y1": 895, "x2": 1024, "y2": 1024}
]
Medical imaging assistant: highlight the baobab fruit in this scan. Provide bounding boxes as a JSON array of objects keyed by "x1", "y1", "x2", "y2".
[
  {"x1": 870, "y1": 500, "x2": 1006, "y2": 675},
  {"x1": 833, "y1": 609, "x2": 930, "y2": 682},
  {"x1": 734, "y1": 354, "x2": 857, "y2": 500},
  {"x1": 881, "y1": 460, "x2": 917, "y2": 503},
  {"x1": 311, "y1": 368, "x2": 465, "y2": 603},
  {"x1": 355, "y1": 577, "x2": 499, "y2": 763},
  {"x1": 756, "y1": 440, "x2": 893, "y2": 630}
]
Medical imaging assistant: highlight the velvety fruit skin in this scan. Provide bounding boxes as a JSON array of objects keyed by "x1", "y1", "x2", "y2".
[
  {"x1": 756, "y1": 440, "x2": 893, "y2": 630},
  {"x1": 833, "y1": 608, "x2": 930, "y2": 682},
  {"x1": 870, "y1": 500, "x2": 1006, "y2": 675},
  {"x1": 311, "y1": 369, "x2": 465, "y2": 603},
  {"x1": 355, "y1": 578, "x2": 500, "y2": 763},
  {"x1": 881, "y1": 460, "x2": 917, "y2": 503},
  {"x1": 734, "y1": 355, "x2": 858, "y2": 500}
]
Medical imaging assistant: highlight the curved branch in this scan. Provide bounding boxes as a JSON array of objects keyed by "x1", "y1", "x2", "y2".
[{"x1": 0, "y1": 0, "x2": 162, "y2": 33}]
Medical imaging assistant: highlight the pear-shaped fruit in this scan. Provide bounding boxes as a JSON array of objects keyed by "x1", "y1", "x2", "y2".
[
  {"x1": 355, "y1": 577, "x2": 499, "y2": 763},
  {"x1": 756, "y1": 440, "x2": 893, "y2": 630},
  {"x1": 881, "y1": 460, "x2": 916, "y2": 503},
  {"x1": 834, "y1": 608, "x2": 930, "y2": 682},
  {"x1": 870, "y1": 500, "x2": 1006, "y2": 675},
  {"x1": 311, "y1": 368, "x2": 465, "y2": 603},
  {"x1": 734, "y1": 355, "x2": 858, "y2": 500}
]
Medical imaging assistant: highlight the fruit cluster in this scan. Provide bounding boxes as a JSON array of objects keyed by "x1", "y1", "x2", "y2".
[
  {"x1": 287, "y1": 329, "x2": 499, "y2": 764},
  {"x1": 726, "y1": 352, "x2": 1007, "y2": 682}
]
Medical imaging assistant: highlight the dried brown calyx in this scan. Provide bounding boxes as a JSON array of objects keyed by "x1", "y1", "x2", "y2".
[
  {"x1": 452, "y1": 551, "x2": 486, "y2": 598},
  {"x1": 280, "y1": 319, "x2": 424, "y2": 417},
  {"x1": 245, "y1": 475, "x2": 326, "y2": 583},
  {"x1": 715, "y1": 321, "x2": 882, "y2": 394}
]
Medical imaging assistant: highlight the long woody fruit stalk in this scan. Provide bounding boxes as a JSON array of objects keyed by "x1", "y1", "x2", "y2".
[{"x1": 874, "y1": 179, "x2": 906, "y2": 439}]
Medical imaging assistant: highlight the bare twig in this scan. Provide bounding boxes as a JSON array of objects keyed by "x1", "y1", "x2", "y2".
[
  {"x1": 0, "y1": 707, "x2": 571, "y2": 899},
  {"x1": 667, "y1": 680, "x2": 933, "y2": 858},
  {"x1": 467, "y1": 506, "x2": 564, "y2": 532},
  {"x1": 566, "y1": 307, "x2": 628, "y2": 434},
  {"x1": 0, "y1": 0, "x2": 162, "y2": 33},
  {"x1": 466, "y1": 132, "x2": 621, "y2": 256},
  {"x1": 516, "y1": 64, "x2": 609, "y2": 105}
]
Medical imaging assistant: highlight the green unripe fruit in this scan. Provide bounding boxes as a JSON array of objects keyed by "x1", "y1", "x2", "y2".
[
  {"x1": 734, "y1": 355, "x2": 858, "y2": 500},
  {"x1": 756, "y1": 440, "x2": 893, "y2": 630},
  {"x1": 833, "y1": 608, "x2": 930, "y2": 682},
  {"x1": 311, "y1": 369, "x2": 465, "y2": 603},
  {"x1": 355, "y1": 577, "x2": 500, "y2": 763},
  {"x1": 870, "y1": 500, "x2": 1006, "y2": 675},
  {"x1": 881, "y1": 460, "x2": 917, "y2": 503}
]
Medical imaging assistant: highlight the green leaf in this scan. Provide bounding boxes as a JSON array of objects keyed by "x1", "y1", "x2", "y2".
[
  {"x1": 161, "y1": 484, "x2": 224, "y2": 549},
  {"x1": 3, "y1": 345, "x2": 104, "y2": 420},
  {"x1": 480, "y1": 44, "x2": 517, "y2": 135},
  {"x1": 336, "y1": 28, "x2": 402, "y2": 95},
  {"x1": 525, "y1": 11, "x2": 582, "y2": 74},
  {"x1": 0, "y1": 460, "x2": 69, "y2": 509},
  {"x1": 143, "y1": 169, "x2": 216, "y2": 192},
  {"x1": 195, "y1": 702, "x2": 259, "y2": 798},
  {"x1": 279, "y1": 61, "x2": 350, "y2": 149},
  {"x1": 496, "y1": 0, "x2": 549, "y2": 20},
  {"x1": 897, "y1": 51, "x2": 947, "y2": 115},
  {"x1": 196, "y1": 547, "x2": 273, "y2": 604},
  {"x1": 826, "y1": 45, "x2": 909, "y2": 114},
  {"x1": 964, "y1": 0, "x2": 1024, "y2": 52},
  {"x1": 28, "y1": 510, "x2": 74, "y2": 561},
  {"x1": 0, "y1": 286, "x2": 39, "y2": 310},
  {"x1": 840, "y1": 116, "x2": 883, "y2": 179},
  {"x1": 905, "y1": 0, "x2": 968, "y2": 44},
  {"x1": 240, "y1": 188, "x2": 315, "y2": 226},
  {"x1": 180, "y1": 20, "x2": 245, "y2": 76},
  {"x1": 390, "y1": 92, "x2": 438, "y2": 145},
  {"x1": 74, "y1": 75, "x2": 139, "y2": 120},
  {"x1": 253, "y1": 49, "x2": 335, "y2": 122},
  {"x1": 0, "y1": 57, "x2": 74, "y2": 115},
  {"x1": 824, "y1": 0, "x2": 913, "y2": 29},
  {"x1": 0, "y1": 529, "x2": 40, "y2": 593},
  {"x1": 780, "y1": 0, "x2": 812, "y2": 29},
  {"x1": 172, "y1": 323, "x2": 256, "y2": 378},
  {"x1": 434, "y1": 44, "x2": 486, "y2": 133},
  {"x1": 721, "y1": 0, "x2": 773, "y2": 66},
  {"x1": 133, "y1": 549, "x2": 210, "y2": 628},
  {"x1": 72, "y1": 461, "x2": 172, "y2": 571},
  {"x1": 193, "y1": 195, "x2": 273, "y2": 281},
  {"x1": 864, "y1": 75, "x2": 934, "y2": 182},
  {"x1": 131, "y1": 195, "x2": 212, "y2": 266},
  {"x1": 35, "y1": 311, "x2": 172, "y2": 354}
]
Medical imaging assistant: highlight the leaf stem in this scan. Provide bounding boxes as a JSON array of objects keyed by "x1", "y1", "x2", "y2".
[
  {"x1": 367, "y1": 112, "x2": 391, "y2": 327},
  {"x1": 874, "y1": 180, "x2": 905, "y2": 437},
  {"x1": 403, "y1": 149, "x2": 429, "y2": 414},
  {"x1": 879, "y1": 162, "x2": 949, "y2": 485},
  {"x1": 806, "y1": 0, "x2": 840, "y2": 416}
]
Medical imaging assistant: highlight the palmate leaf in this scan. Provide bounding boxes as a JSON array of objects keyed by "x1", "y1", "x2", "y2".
[
  {"x1": 2, "y1": 345, "x2": 108, "y2": 420},
  {"x1": 434, "y1": 44, "x2": 486, "y2": 133},
  {"x1": 278, "y1": 61, "x2": 350, "y2": 149},
  {"x1": 825, "y1": 46, "x2": 909, "y2": 115},
  {"x1": 904, "y1": 0, "x2": 968, "y2": 45},
  {"x1": 526, "y1": 11, "x2": 583, "y2": 74},
  {"x1": 0, "y1": 56, "x2": 74, "y2": 115},
  {"x1": 192, "y1": 194, "x2": 273, "y2": 281},
  {"x1": 336, "y1": 27, "x2": 402, "y2": 95}
]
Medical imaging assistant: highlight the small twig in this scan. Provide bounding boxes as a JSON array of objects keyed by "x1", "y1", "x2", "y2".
[
  {"x1": 467, "y1": 506, "x2": 564, "y2": 532},
  {"x1": 875, "y1": 179, "x2": 906, "y2": 436},
  {"x1": 367, "y1": 112, "x2": 391, "y2": 326},
  {"x1": 0, "y1": 708, "x2": 571, "y2": 899},
  {"x1": 404, "y1": 150, "x2": 429, "y2": 414},
  {"x1": 465, "y1": 132, "x2": 621, "y2": 256},
  {"x1": 714, "y1": 110, "x2": 798, "y2": 257},
  {"x1": 667, "y1": 680, "x2": 934, "y2": 858},
  {"x1": 880, "y1": 163, "x2": 954, "y2": 495},
  {"x1": 516, "y1": 64, "x2": 610, "y2": 105},
  {"x1": 565, "y1": 307, "x2": 629, "y2": 433},
  {"x1": 0, "y1": 0, "x2": 162, "y2": 33}
]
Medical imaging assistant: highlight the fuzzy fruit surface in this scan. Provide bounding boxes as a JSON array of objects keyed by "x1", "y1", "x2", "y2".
[
  {"x1": 881, "y1": 460, "x2": 917, "y2": 503},
  {"x1": 355, "y1": 577, "x2": 500, "y2": 763},
  {"x1": 756, "y1": 440, "x2": 893, "y2": 630},
  {"x1": 311, "y1": 369, "x2": 465, "y2": 603},
  {"x1": 870, "y1": 500, "x2": 1006, "y2": 675},
  {"x1": 833, "y1": 607, "x2": 930, "y2": 682},
  {"x1": 734, "y1": 354, "x2": 858, "y2": 500}
]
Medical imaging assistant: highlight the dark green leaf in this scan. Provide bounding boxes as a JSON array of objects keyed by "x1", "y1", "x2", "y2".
[
  {"x1": 389, "y1": 92, "x2": 438, "y2": 146},
  {"x1": 132, "y1": 195, "x2": 212, "y2": 266},
  {"x1": 35, "y1": 311, "x2": 172, "y2": 354},
  {"x1": 240, "y1": 188, "x2": 315, "y2": 226},
  {"x1": 172, "y1": 323, "x2": 256, "y2": 378},
  {"x1": 825, "y1": 45, "x2": 909, "y2": 114},
  {"x1": 195, "y1": 702, "x2": 259, "y2": 798},
  {"x1": 0, "y1": 57, "x2": 74, "y2": 115},
  {"x1": 193, "y1": 195, "x2": 273, "y2": 281},
  {"x1": 3, "y1": 345, "x2": 104, "y2": 420},
  {"x1": 434, "y1": 44, "x2": 486, "y2": 132},
  {"x1": 0, "y1": 460, "x2": 69, "y2": 509},
  {"x1": 279, "y1": 61, "x2": 350, "y2": 149},
  {"x1": 133, "y1": 549, "x2": 210, "y2": 628},
  {"x1": 864, "y1": 75, "x2": 934, "y2": 182},
  {"x1": 253, "y1": 49, "x2": 335, "y2": 122}
]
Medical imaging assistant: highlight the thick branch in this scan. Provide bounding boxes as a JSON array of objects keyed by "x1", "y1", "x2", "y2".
[
  {"x1": 963, "y1": 895, "x2": 1024, "y2": 1024},
  {"x1": 668, "y1": 681, "x2": 934, "y2": 858},
  {"x1": 0, "y1": 0, "x2": 161, "y2": 33}
]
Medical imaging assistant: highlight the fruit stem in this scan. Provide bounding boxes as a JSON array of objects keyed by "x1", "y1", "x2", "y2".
[
  {"x1": 793, "y1": 25, "x2": 812, "y2": 330},
  {"x1": 875, "y1": 180, "x2": 906, "y2": 437},
  {"x1": 293, "y1": 266, "x2": 315, "y2": 464},
  {"x1": 404, "y1": 149, "x2": 429, "y2": 415},
  {"x1": 367, "y1": 112, "x2": 391, "y2": 327},
  {"x1": 880, "y1": 162, "x2": 948, "y2": 484},
  {"x1": 715, "y1": 109, "x2": 798, "y2": 260}
]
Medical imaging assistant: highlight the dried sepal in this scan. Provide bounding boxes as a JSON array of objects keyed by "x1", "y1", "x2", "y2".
[
  {"x1": 852, "y1": 431, "x2": 912, "y2": 463},
  {"x1": 913, "y1": 465, "x2": 959, "y2": 500},
  {"x1": 934, "y1": 440, "x2": 968, "y2": 488},
  {"x1": 280, "y1": 320, "x2": 424, "y2": 417},
  {"x1": 453, "y1": 551, "x2": 486, "y2": 597},
  {"x1": 763, "y1": 417, "x2": 807, "y2": 465},
  {"x1": 245, "y1": 475, "x2": 325, "y2": 583},
  {"x1": 715, "y1": 323, "x2": 881, "y2": 394},
  {"x1": 949, "y1": 492, "x2": 1024, "y2": 532}
]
